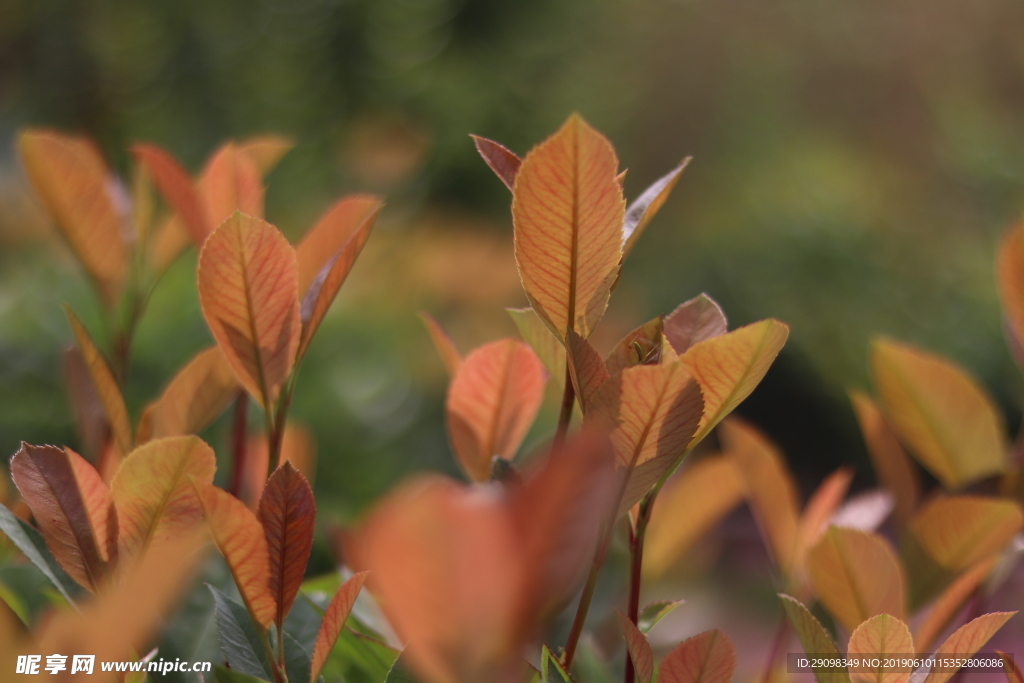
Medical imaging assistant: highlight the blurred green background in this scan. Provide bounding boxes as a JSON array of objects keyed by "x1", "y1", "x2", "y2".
[{"x1": 2, "y1": 0, "x2": 1024, "y2": 517}]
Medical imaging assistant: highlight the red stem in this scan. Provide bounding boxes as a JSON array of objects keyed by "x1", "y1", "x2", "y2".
[{"x1": 228, "y1": 391, "x2": 249, "y2": 498}]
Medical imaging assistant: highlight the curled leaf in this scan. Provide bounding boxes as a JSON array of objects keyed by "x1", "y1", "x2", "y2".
[
  {"x1": 622, "y1": 158, "x2": 690, "y2": 256},
  {"x1": 605, "y1": 316, "x2": 664, "y2": 375}
]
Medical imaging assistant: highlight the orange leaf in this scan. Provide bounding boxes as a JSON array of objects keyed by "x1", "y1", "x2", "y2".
[
  {"x1": 998, "y1": 650, "x2": 1023, "y2": 683},
  {"x1": 605, "y1": 316, "x2": 664, "y2": 375},
  {"x1": 644, "y1": 455, "x2": 745, "y2": 578},
  {"x1": 420, "y1": 313, "x2": 462, "y2": 377},
  {"x1": 870, "y1": 338, "x2": 1006, "y2": 488},
  {"x1": 149, "y1": 215, "x2": 192, "y2": 274},
  {"x1": 664, "y1": 294, "x2": 728, "y2": 355},
  {"x1": 10, "y1": 443, "x2": 113, "y2": 592},
  {"x1": 847, "y1": 614, "x2": 914, "y2": 683},
  {"x1": 65, "y1": 307, "x2": 133, "y2": 457},
  {"x1": 849, "y1": 391, "x2": 920, "y2": 527},
  {"x1": 997, "y1": 221, "x2": 1024, "y2": 354},
  {"x1": 508, "y1": 307, "x2": 565, "y2": 388},
  {"x1": 130, "y1": 143, "x2": 209, "y2": 245},
  {"x1": 62, "y1": 346, "x2": 108, "y2": 461},
  {"x1": 907, "y1": 495, "x2": 1023, "y2": 572},
  {"x1": 445, "y1": 339, "x2": 547, "y2": 482},
  {"x1": 298, "y1": 199, "x2": 382, "y2": 359},
  {"x1": 136, "y1": 346, "x2": 238, "y2": 443},
  {"x1": 512, "y1": 114, "x2": 625, "y2": 340},
  {"x1": 587, "y1": 361, "x2": 704, "y2": 516},
  {"x1": 721, "y1": 419, "x2": 800, "y2": 575},
  {"x1": 566, "y1": 329, "x2": 610, "y2": 410},
  {"x1": 914, "y1": 558, "x2": 996, "y2": 655},
  {"x1": 806, "y1": 527, "x2": 906, "y2": 634},
  {"x1": 258, "y1": 461, "x2": 315, "y2": 627},
  {"x1": 112, "y1": 435, "x2": 216, "y2": 564},
  {"x1": 616, "y1": 611, "x2": 654, "y2": 683},
  {"x1": 682, "y1": 320, "x2": 789, "y2": 447},
  {"x1": 310, "y1": 571, "x2": 369, "y2": 683},
  {"x1": 296, "y1": 194, "x2": 383, "y2": 297},
  {"x1": 243, "y1": 423, "x2": 316, "y2": 509},
  {"x1": 197, "y1": 212, "x2": 300, "y2": 408},
  {"x1": 660, "y1": 629, "x2": 737, "y2": 683},
  {"x1": 195, "y1": 482, "x2": 277, "y2": 629},
  {"x1": 472, "y1": 135, "x2": 521, "y2": 190},
  {"x1": 924, "y1": 612, "x2": 1015, "y2": 683},
  {"x1": 17, "y1": 130, "x2": 126, "y2": 306},
  {"x1": 198, "y1": 143, "x2": 264, "y2": 231},
  {"x1": 237, "y1": 135, "x2": 293, "y2": 175},
  {"x1": 622, "y1": 157, "x2": 690, "y2": 256},
  {"x1": 795, "y1": 467, "x2": 854, "y2": 570}
]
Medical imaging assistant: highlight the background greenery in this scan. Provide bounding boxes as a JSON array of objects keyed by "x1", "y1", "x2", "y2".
[{"x1": 2, "y1": 0, "x2": 1024, "y2": 516}]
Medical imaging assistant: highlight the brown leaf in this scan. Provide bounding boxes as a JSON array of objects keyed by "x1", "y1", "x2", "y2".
[
  {"x1": 664, "y1": 294, "x2": 728, "y2": 355},
  {"x1": 471, "y1": 135, "x2": 521, "y2": 190},
  {"x1": 258, "y1": 461, "x2": 315, "y2": 627},
  {"x1": 622, "y1": 158, "x2": 690, "y2": 256},
  {"x1": 660, "y1": 629, "x2": 737, "y2": 683}
]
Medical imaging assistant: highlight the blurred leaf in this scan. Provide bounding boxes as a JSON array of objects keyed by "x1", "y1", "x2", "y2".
[
  {"x1": 907, "y1": 495, "x2": 1023, "y2": 573},
  {"x1": 284, "y1": 629, "x2": 313, "y2": 683},
  {"x1": 847, "y1": 614, "x2": 914, "y2": 683},
  {"x1": 238, "y1": 135, "x2": 294, "y2": 175},
  {"x1": 213, "y1": 665, "x2": 270, "y2": 683},
  {"x1": 471, "y1": 135, "x2": 521, "y2": 191},
  {"x1": 0, "y1": 503, "x2": 78, "y2": 605},
  {"x1": 605, "y1": 316, "x2": 664, "y2": 375},
  {"x1": 566, "y1": 330, "x2": 610, "y2": 410},
  {"x1": 284, "y1": 594, "x2": 322, "y2": 653},
  {"x1": 637, "y1": 599, "x2": 684, "y2": 634},
  {"x1": 681, "y1": 320, "x2": 789, "y2": 447},
  {"x1": 622, "y1": 158, "x2": 690, "y2": 257},
  {"x1": 199, "y1": 144, "x2": 264, "y2": 229},
  {"x1": 997, "y1": 222, "x2": 1024, "y2": 357},
  {"x1": 195, "y1": 482, "x2": 277, "y2": 629},
  {"x1": 245, "y1": 423, "x2": 316, "y2": 509},
  {"x1": 870, "y1": 339, "x2": 1006, "y2": 489},
  {"x1": 615, "y1": 611, "x2": 653, "y2": 683},
  {"x1": 9, "y1": 444, "x2": 114, "y2": 592},
  {"x1": 663, "y1": 294, "x2": 728, "y2": 355},
  {"x1": 258, "y1": 462, "x2": 315, "y2": 628},
  {"x1": 311, "y1": 572, "x2": 368, "y2": 683},
  {"x1": 586, "y1": 361, "x2": 703, "y2": 516},
  {"x1": 923, "y1": 613, "x2": 1015, "y2": 683},
  {"x1": 806, "y1": 527, "x2": 906, "y2": 634},
  {"x1": 420, "y1": 313, "x2": 462, "y2": 377},
  {"x1": 512, "y1": 114, "x2": 624, "y2": 340},
  {"x1": 509, "y1": 307, "x2": 565, "y2": 388},
  {"x1": 62, "y1": 347, "x2": 107, "y2": 461},
  {"x1": 136, "y1": 346, "x2": 238, "y2": 443},
  {"x1": 849, "y1": 392, "x2": 920, "y2": 527},
  {"x1": 830, "y1": 490, "x2": 894, "y2": 533},
  {"x1": 131, "y1": 143, "x2": 209, "y2": 245},
  {"x1": 997, "y1": 651, "x2": 1023, "y2": 683},
  {"x1": 112, "y1": 435, "x2": 215, "y2": 564},
  {"x1": 17, "y1": 129, "x2": 126, "y2": 306},
  {"x1": 659, "y1": 629, "x2": 736, "y2": 683},
  {"x1": 541, "y1": 645, "x2": 572, "y2": 683},
  {"x1": 332, "y1": 626, "x2": 399, "y2": 682},
  {"x1": 914, "y1": 558, "x2": 995, "y2": 655},
  {"x1": 795, "y1": 467, "x2": 854, "y2": 570},
  {"x1": 297, "y1": 200, "x2": 382, "y2": 360},
  {"x1": 721, "y1": 419, "x2": 800, "y2": 575},
  {"x1": 209, "y1": 584, "x2": 273, "y2": 679},
  {"x1": 779, "y1": 595, "x2": 851, "y2": 683},
  {"x1": 445, "y1": 339, "x2": 547, "y2": 482},
  {"x1": 197, "y1": 212, "x2": 300, "y2": 409},
  {"x1": 65, "y1": 307, "x2": 133, "y2": 457},
  {"x1": 644, "y1": 456, "x2": 745, "y2": 578}
]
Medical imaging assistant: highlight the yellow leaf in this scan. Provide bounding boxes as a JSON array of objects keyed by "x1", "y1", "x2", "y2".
[
  {"x1": 194, "y1": 482, "x2": 277, "y2": 629},
  {"x1": 806, "y1": 527, "x2": 906, "y2": 634},
  {"x1": 849, "y1": 391, "x2": 920, "y2": 527},
  {"x1": 721, "y1": 419, "x2": 800, "y2": 575},
  {"x1": 847, "y1": 614, "x2": 914, "y2": 683},
  {"x1": 907, "y1": 495, "x2": 1023, "y2": 572},
  {"x1": 136, "y1": 346, "x2": 238, "y2": 443},
  {"x1": 682, "y1": 320, "x2": 789, "y2": 447},
  {"x1": 65, "y1": 308, "x2": 133, "y2": 457},
  {"x1": 587, "y1": 361, "x2": 704, "y2": 516},
  {"x1": 924, "y1": 612, "x2": 1015, "y2": 683},
  {"x1": 237, "y1": 135, "x2": 294, "y2": 175},
  {"x1": 644, "y1": 456, "x2": 745, "y2": 578},
  {"x1": 446, "y1": 339, "x2": 547, "y2": 482},
  {"x1": 870, "y1": 338, "x2": 1006, "y2": 488},
  {"x1": 112, "y1": 435, "x2": 216, "y2": 565},
  {"x1": 511, "y1": 114, "x2": 624, "y2": 340},
  {"x1": 18, "y1": 130, "x2": 127, "y2": 306},
  {"x1": 197, "y1": 212, "x2": 300, "y2": 409}
]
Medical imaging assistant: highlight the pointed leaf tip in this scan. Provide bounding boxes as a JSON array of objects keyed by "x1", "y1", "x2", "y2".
[
  {"x1": 310, "y1": 571, "x2": 368, "y2": 683},
  {"x1": 471, "y1": 135, "x2": 521, "y2": 191},
  {"x1": 258, "y1": 461, "x2": 316, "y2": 627}
]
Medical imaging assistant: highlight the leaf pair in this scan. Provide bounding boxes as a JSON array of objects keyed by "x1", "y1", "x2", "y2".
[
  {"x1": 197, "y1": 196, "x2": 382, "y2": 411},
  {"x1": 348, "y1": 433, "x2": 617, "y2": 683},
  {"x1": 782, "y1": 594, "x2": 1014, "y2": 683},
  {"x1": 475, "y1": 115, "x2": 687, "y2": 343}
]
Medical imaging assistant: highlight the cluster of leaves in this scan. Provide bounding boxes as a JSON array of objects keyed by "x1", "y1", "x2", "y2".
[{"x1": 0, "y1": 113, "x2": 1021, "y2": 683}]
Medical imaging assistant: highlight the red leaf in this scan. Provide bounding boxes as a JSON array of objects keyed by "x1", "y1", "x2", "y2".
[
  {"x1": 566, "y1": 329, "x2": 610, "y2": 410},
  {"x1": 660, "y1": 629, "x2": 737, "y2": 683},
  {"x1": 257, "y1": 461, "x2": 315, "y2": 627},
  {"x1": 616, "y1": 611, "x2": 654, "y2": 683},
  {"x1": 130, "y1": 144, "x2": 209, "y2": 245},
  {"x1": 471, "y1": 135, "x2": 521, "y2": 190}
]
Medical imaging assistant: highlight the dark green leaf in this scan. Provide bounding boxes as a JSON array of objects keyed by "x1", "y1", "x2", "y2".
[
  {"x1": 212, "y1": 665, "x2": 270, "y2": 683},
  {"x1": 384, "y1": 655, "x2": 420, "y2": 683},
  {"x1": 0, "y1": 502, "x2": 78, "y2": 605},
  {"x1": 208, "y1": 584, "x2": 272, "y2": 679},
  {"x1": 282, "y1": 628, "x2": 312, "y2": 683}
]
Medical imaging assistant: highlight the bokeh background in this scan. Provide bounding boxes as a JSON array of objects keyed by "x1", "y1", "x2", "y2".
[{"x1": 2, "y1": 0, "x2": 1024, "y2": 673}]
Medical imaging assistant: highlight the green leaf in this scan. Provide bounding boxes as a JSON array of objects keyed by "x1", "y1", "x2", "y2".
[
  {"x1": 282, "y1": 628, "x2": 313, "y2": 683},
  {"x1": 213, "y1": 665, "x2": 270, "y2": 683},
  {"x1": 0, "y1": 502, "x2": 78, "y2": 605},
  {"x1": 542, "y1": 645, "x2": 573, "y2": 683},
  {"x1": 284, "y1": 594, "x2": 322, "y2": 654},
  {"x1": 638, "y1": 599, "x2": 684, "y2": 634},
  {"x1": 333, "y1": 628, "x2": 400, "y2": 682},
  {"x1": 208, "y1": 584, "x2": 272, "y2": 679},
  {"x1": 384, "y1": 655, "x2": 420, "y2": 682}
]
